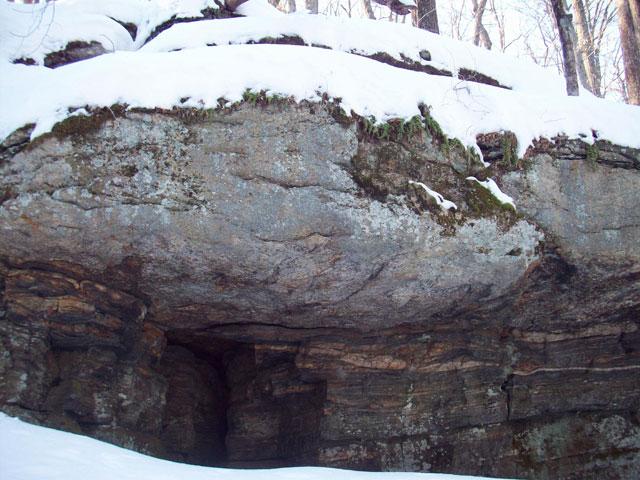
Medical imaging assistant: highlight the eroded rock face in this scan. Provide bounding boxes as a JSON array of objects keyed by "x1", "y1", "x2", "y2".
[{"x1": 0, "y1": 104, "x2": 639, "y2": 479}]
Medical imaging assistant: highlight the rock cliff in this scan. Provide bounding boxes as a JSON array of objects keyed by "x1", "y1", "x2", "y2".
[{"x1": 1, "y1": 102, "x2": 639, "y2": 479}]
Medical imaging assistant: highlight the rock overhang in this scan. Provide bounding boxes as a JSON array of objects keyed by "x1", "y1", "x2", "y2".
[{"x1": 0, "y1": 103, "x2": 546, "y2": 332}]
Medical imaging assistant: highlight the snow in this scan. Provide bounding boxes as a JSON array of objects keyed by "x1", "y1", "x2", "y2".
[
  {"x1": 467, "y1": 177, "x2": 516, "y2": 210},
  {"x1": 1, "y1": 0, "x2": 640, "y2": 158},
  {"x1": 0, "y1": 2, "x2": 134, "y2": 65},
  {"x1": 0, "y1": 0, "x2": 217, "y2": 61},
  {"x1": 236, "y1": 0, "x2": 285, "y2": 17},
  {"x1": 60, "y1": 0, "x2": 220, "y2": 48},
  {"x1": 409, "y1": 181, "x2": 458, "y2": 211},
  {"x1": 0, "y1": 413, "x2": 507, "y2": 480},
  {"x1": 143, "y1": 1, "x2": 567, "y2": 97}
]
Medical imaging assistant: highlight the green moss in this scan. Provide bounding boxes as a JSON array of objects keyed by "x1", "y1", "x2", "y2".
[
  {"x1": 172, "y1": 107, "x2": 216, "y2": 124},
  {"x1": 501, "y1": 135, "x2": 518, "y2": 168},
  {"x1": 358, "y1": 115, "x2": 426, "y2": 142},
  {"x1": 314, "y1": 93, "x2": 353, "y2": 127},
  {"x1": 467, "y1": 181, "x2": 502, "y2": 214},
  {"x1": 381, "y1": 123, "x2": 392, "y2": 140},
  {"x1": 398, "y1": 115, "x2": 424, "y2": 140},
  {"x1": 424, "y1": 114, "x2": 445, "y2": 141},
  {"x1": 407, "y1": 180, "x2": 465, "y2": 235},
  {"x1": 441, "y1": 137, "x2": 463, "y2": 157},
  {"x1": 420, "y1": 107, "x2": 446, "y2": 143},
  {"x1": 447, "y1": 138, "x2": 464, "y2": 151},
  {"x1": 436, "y1": 214, "x2": 463, "y2": 236},
  {"x1": 326, "y1": 104, "x2": 352, "y2": 126},
  {"x1": 360, "y1": 115, "x2": 376, "y2": 137},
  {"x1": 431, "y1": 203, "x2": 466, "y2": 236},
  {"x1": 467, "y1": 144, "x2": 482, "y2": 163},
  {"x1": 50, "y1": 105, "x2": 125, "y2": 139},
  {"x1": 350, "y1": 150, "x2": 390, "y2": 201},
  {"x1": 241, "y1": 89, "x2": 260, "y2": 105},
  {"x1": 240, "y1": 89, "x2": 294, "y2": 107},
  {"x1": 416, "y1": 105, "x2": 480, "y2": 165},
  {"x1": 585, "y1": 142, "x2": 599, "y2": 167},
  {"x1": 466, "y1": 180, "x2": 517, "y2": 219}
]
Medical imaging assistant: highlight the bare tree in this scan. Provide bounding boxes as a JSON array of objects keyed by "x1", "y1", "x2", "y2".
[
  {"x1": 472, "y1": 0, "x2": 492, "y2": 49},
  {"x1": 489, "y1": 0, "x2": 506, "y2": 50},
  {"x1": 551, "y1": 0, "x2": 581, "y2": 95},
  {"x1": 616, "y1": 0, "x2": 640, "y2": 104},
  {"x1": 446, "y1": 0, "x2": 467, "y2": 40},
  {"x1": 266, "y1": 0, "x2": 295, "y2": 13},
  {"x1": 571, "y1": 0, "x2": 617, "y2": 96},
  {"x1": 341, "y1": 0, "x2": 354, "y2": 16},
  {"x1": 371, "y1": 0, "x2": 414, "y2": 16},
  {"x1": 306, "y1": 0, "x2": 319, "y2": 13},
  {"x1": 413, "y1": 0, "x2": 440, "y2": 33},
  {"x1": 515, "y1": 0, "x2": 563, "y2": 69},
  {"x1": 572, "y1": 0, "x2": 598, "y2": 93},
  {"x1": 609, "y1": 38, "x2": 630, "y2": 100},
  {"x1": 361, "y1": 0, "x2": 377, "y2": 18}
]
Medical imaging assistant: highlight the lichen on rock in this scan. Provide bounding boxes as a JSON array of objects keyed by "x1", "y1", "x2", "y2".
[{"x1": 1, "y1": 101, "x2": 639, "y2": 480}]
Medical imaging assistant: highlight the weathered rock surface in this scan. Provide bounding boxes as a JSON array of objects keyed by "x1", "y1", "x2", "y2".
[
  {"x1": 1, "y1": 103, "x2": 639, "y2": 479},
  {"x1": 43, "y1": 41, "x2": 109, "y2": 68}
]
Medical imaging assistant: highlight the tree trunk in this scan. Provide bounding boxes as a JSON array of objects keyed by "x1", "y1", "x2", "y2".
[
  {"x1": 573, "y1": 0, "x2": 602, "y2": 96},
  {"x1": 271, "y1": 0, "x2": 295, "y2": 13},
  {"x1": 550, "y1": 0, "x2": 580, "y2": 96},
  {"x1": 413, "y1": 0, "x2": 440, "y2": 33},
  {"x1": 305, "y1": 0, "x2": 319, "y2": 13},
  {"x1": 362, "y1": 0, "x2": 376, "y2": 19},
  {"x1": 567, "y1": 7, "x2": 591, "y2": 95},
  {"x1": 617, "y1": 0, "x2": 640, "y2": 104},
  {"x1": 472, "y1": 0, "x2": 492, "y2": 49},
  {"x1": 489, "y1": 0, "x2": 506, "y2": 50}
]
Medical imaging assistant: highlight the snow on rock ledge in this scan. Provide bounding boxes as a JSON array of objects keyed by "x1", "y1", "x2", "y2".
[
  {"x1": 409, "y1": 181, "x2": 458, "y2": 211},
  {"x1": 466, "y1": 177, "x2": 516, "y2": 210},
  {"x1": 0, "y1": 0, "x2": 219, "y2": 64},
  {"x1": 0, "y1": 2, "x2": 134, "y2": 65},
  {"x1": 1, "y1": 41, "x2": 640, "y2": 158},
  {"x1": 1, "y1": 0, "x2": 640, "y2": 155}
]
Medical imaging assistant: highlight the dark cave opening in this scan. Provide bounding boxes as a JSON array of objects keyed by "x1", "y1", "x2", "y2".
[{"x1": 162, "y1": 330, "x2": 326, "y2": 468}]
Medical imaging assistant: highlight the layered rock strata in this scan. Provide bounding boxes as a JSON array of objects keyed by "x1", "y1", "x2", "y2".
[{"x1": 1, "y1": 103, "x2": 639, "y2": 479}]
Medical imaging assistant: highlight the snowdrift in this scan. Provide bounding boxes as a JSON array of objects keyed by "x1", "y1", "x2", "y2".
[
  {"x1": 1, "y1": 0, "x2": 639, "y2": 159},
  {"x1": 0, "y1": 414, "x2": 507, "y2": 480}
]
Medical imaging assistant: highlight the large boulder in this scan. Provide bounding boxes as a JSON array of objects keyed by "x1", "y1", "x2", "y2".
[{"x1": 1, "y1": 103, "x2": 639, "y2": 479}]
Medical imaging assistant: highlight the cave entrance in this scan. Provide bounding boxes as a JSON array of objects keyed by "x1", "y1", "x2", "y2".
[{"x1": 161, "y1": 330, "x2": 326, "y2": 467}]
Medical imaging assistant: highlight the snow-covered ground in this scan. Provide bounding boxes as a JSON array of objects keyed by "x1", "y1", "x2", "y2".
[
  {"x1": 141, "y1": 10, "x2": 564, "y2": 97},
  {"x1": 0, "y1": 0, "x2": 217, "y2": 60},
  {"x1": 0, "y1": 1, "x2": 134, "y2": 64},
  {"x1": 1, "y1": 0, "x2": 639, "y2": 157},
  {"x1": 0, "y1": 414, "x2": 509, "y2": 480}
]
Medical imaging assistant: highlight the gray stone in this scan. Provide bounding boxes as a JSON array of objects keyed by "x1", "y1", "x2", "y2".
[
  {"x1": 503, "y1": 154, "x2": 640, "y2": 263},
  {"x1": 1, "y1": 103, "x2": 639, "y2": 480}
]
